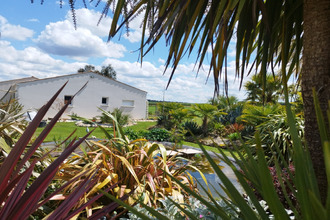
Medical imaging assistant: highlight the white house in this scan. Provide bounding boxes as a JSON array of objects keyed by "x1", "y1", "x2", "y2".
[{"x1": 0, "y1": 72, "x2": 148, "y2": 120}]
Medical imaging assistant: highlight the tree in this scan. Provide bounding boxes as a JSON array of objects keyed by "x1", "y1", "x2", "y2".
[
  {"x1": 100, "y1": 64, "x2": 117, "y2": 80},
  {"x1": 103, "y1": 0, "x2": 329, "y2": 202},
  {"x1": 78, "y1": 64, "x2": 116, "y2": 79},
  {"x1": 77, "y1": 65, "x2": 99, "y2": 74},
  {"x1": 36, "y1": 0, "x2": 330, "y2": 203},
  {"x1": 244, "y1": 74, "x2": 282, "y2": 105},
  {"x1": 190, "y1": 104, "x2": 220, "y2": 136}
]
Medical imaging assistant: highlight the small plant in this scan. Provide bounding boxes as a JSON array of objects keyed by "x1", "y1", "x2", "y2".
[
  {"x1": 144, "y1": 128, "x2": 171, "y2": 141},
  {"x1": 227, "y1": 132, "x2": 240, "y2": 141},
  {"x1": 183, "y1": 121, "x2": 203, "y2": 136},
  {"x1": 101, "y1": 108, "x2": 131, "y2": 126},
  {"x1": 0, "y1": 98, "x2": 27, "y2": 148},
  {"x1": 0, "y1": 84, "x2": 130, "y2": 219},
  {"x1": 124, "y1": 128, "x2": 142, "y2": 140},
  {"x1": 69, "y1": 112, "x2": 78, "y2": 120},
  {"x1": 122, "y1": 196, "x2": 240, "y2": 219},
  {"x1": 224, "y1": 123, "x2": 244, "y2": 135}
]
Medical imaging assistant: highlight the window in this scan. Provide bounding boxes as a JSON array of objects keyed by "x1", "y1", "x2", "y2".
[
  {"x1": 122, "y1": 100, "x2": 134, "y2": 107},
  {"x1": 102, "y1": 97, "x2": 108, "y2": 105},
  {"x1": 64, "y1": 95, "x2": 72, "y2": 105}
]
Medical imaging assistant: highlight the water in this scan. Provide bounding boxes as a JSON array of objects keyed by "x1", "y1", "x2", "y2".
[{"x1": 184, "y1": 154, "x2": 243, "y2": 198}]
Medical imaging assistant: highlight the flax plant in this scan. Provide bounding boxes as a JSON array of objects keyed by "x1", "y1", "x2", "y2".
[{"x1": 57, "y1": 109, "x2": 198, "y2": 215}]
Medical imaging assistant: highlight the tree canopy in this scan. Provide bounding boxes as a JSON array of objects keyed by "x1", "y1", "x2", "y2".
[{"x1": 78, "y1": 64, "x2": 117, "y2": 80}]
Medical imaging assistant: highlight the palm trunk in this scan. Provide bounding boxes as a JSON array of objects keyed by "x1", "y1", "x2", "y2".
[{"x1": 301, "y1": 0, "x2": 330, "y2": 204}]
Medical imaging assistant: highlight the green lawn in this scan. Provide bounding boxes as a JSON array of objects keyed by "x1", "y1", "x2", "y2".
[
  {"x1": 35, "y1": 121, "x2": 157, "y2": 142},
  {"x1": 182, "y1": 141, "x2": 238, "y2": 157},
  {"x1": 35, "y1": 120, "x2": 237, "y2": 158}
]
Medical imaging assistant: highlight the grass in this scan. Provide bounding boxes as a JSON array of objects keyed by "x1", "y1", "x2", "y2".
[
  {"x1": 34, "y1": 121, "x2": 157, "y2": 142},
  {"x1": 34, "y1": 120, "x2": 238, "y2": 158},
  {"x1": 182, "y1": 141, "x2": 238, "y2": 158}
]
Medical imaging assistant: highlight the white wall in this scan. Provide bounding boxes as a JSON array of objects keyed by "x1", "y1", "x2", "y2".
[{"x1": 17, "y1": 73, "x2": 147, "y2": 120}]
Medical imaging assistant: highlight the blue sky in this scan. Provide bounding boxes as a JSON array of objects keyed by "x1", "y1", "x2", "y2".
[{"x1": 0, "y1": 1, "x2": 249, "y2": 103}]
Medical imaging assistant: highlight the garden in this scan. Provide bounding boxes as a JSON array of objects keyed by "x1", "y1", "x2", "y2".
[
  {"x1": 1, "y1": 69, "x2": 328, "y2": 219},
  {"x1": 1, "y1": 0, "x2": 330, "y2": 219}
]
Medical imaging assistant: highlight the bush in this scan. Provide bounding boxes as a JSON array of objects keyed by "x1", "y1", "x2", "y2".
[
  {"x1": 124, "y1": 128, "x2": 143, "y2": 140},
  {"x1": 182, "y1": 121, "x2": 203, "y2": 136},
  {"x1": 100, "y1": 108, "x2": 131, "y2": 126},
  {"x1": 247, "y1": 164, "x2": 296, "y2": 210},
  {"x1": 227, "y1": 132, "x2": 240, "y2": 141},
  {"x1": 250, "y1": 113, "x2": 304, "y2": 166},
  {"x1": 144, "y1": 128, "x2": 170, "y2": 141}
]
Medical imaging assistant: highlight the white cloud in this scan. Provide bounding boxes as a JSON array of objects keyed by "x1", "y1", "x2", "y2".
[
  {"x1": 122, "y1": 10, "x2": 147, "y2": 43},
  {"x1": 66, "y1": 8, "x2": 112, "y2": 38},
  {"x1": 0, "y1": 15, "x2": 34, "y2": 41},
  {"x1": 28, "y1": 18, "x2": 39, "y2": 23},
  {"x1": 36, "y1": 18, "x2": 126, "y2": 60},
  {"x1": 102, "y1": 58, "x2": 247, "y2": 102},
  {"x1": 0, "y1": 41, "x2": 85, "y2": 80}
]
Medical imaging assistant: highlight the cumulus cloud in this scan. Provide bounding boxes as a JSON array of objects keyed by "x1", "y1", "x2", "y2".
[
  {"x1": 0, "y1": 15, "x2": 34, "y2": 41},
  {"x1": 102, "y1": 58, "x2": 247, "y2": 102},
  {"x1": 0, "y1": 41, "x2": 85, "y2": 80},
  {"x1": 36, "y1": 9, "x2": 126, "y2": 60}
]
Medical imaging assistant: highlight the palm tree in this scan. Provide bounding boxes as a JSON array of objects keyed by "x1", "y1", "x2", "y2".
[
  {"x1": 104, "y1": 0, "x2": 329, "y2": 202},
  {"x1": 191, "y1": 104, "x2": 220, "y2": 136},
  {"x1": 36, "y1": 0, "x2": 329, "y2": 203},
  {"x1": 244, "y1": 74, "x2": 282, "y2": 105}
]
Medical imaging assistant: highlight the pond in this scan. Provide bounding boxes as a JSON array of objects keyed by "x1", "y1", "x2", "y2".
[{"x1": 182, "y1": 153, "x2": 243, "y2": 198}]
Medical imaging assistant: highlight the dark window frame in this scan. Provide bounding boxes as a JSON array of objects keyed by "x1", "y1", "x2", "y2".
[
  {"x1": 64, "y1": 95, "x2": 73, "y2": 105},
  {"x1": 102, "y1": 97, "x2": 108, "y2": 105}
]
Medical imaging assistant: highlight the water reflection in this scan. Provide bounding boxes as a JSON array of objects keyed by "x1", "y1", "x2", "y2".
[{"x1": 183, "y1": 154, "x2": 242, "y2": 198}]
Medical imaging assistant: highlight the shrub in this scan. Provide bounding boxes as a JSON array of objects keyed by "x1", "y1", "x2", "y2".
[
  {"x1": 182, "y1": 121, "x2": 203, "y2": 136},
  {"x1": 144, "y1": 128, "x2": 171, "y2": 142},
  {"x1": 224, "y1": 123, "x2": 244, "y2": 135},
  {"x1": 156, "y1": 102, "x2": 184, "y2": 129},
  {"x1": 217, "y1": 103, "x2": 244, "y2": 125},
  {"x1": 0, "y1": 84, "x2": 127, "y2": 219},
  {"x1": 249, "y1": 113, "x2": 304, "y2": 166},
  {"x1": 60, "y1": 131, "x2": 196, "y2": 209},
  {"x1": 227, "y1": 132, "x2": 240, "y2": 141},
  {"x1": 0, "y1": 99, "x2": 27, "y2": 147},
  {"x1": 101, "y1": 108, "x2": 131, "y2": 126},
  {"x1": 122, "y1": 196, "x2": 240, "y2": 219},
  {"x1": 124, "y1": 128, "x2": 142, "y2": 140}
]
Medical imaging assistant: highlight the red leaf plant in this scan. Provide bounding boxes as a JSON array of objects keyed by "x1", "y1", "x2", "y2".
[{"x1": 0, "y1": 83, "x2": 128, "y2": 220}]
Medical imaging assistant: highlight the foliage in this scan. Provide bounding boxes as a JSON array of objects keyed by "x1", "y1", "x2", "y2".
[
  {"x1": 100, "y1": 108, "x2": 131, "y2": 126},
  {"x1": 210, "y1": 95, "x2": 239, "y2": 109},
  {"x1": 98, "y1": 0, "x2": 303, "y2": 97},
  {"x1": 253, "y1": 113, "x2": 305, "y2": 166},
  {"x1": 78, "y1": 64, "x2": 117, "y2": 79},
  {"x1": 227, "y1": 132, "x2": 240, "y2": 141},
  {"x1": 240, "y1": 104, "x2": 284, "y2": 127},
  {"x1": 59, "y1": 118, "x2": 196, "y2": 210},
  {"x1": 114, "y1": 93, "x2": 330, "y2": 220},
  {"x1": 182, "y1": 121, "x2": 203, "y2": 137},
  {"x1": 100, "y1": 64, "x2": 117, "y2": 79},
  {"x1": 217, "y1": 104, "x2": 244, "y2": 126},
  {"x1": 0, "y1": 98, "x2": 27, "y2": 148},
  {"x1": 190, "y1": 104, "x2": 222, "y2": 136},
  {"x1": 143, "y1": 128, "x2": 171, "y2": 142},
  {"x1": 157, "y1": 102, "x2": 184, "y2": 130},
  {"x1": 224, "y1": 123, "x2": 245, "y2": 136},
  {"x1": 0, "y1": 84, "x2": 127, "y2": 219},
  {"x1": 122, "y1": 196, "x2": 240, "y2": 220},
  {"x1": 124, "y1": 128, "x2": 143, "y2": 140},
  {"x1": 244, "y1": 74, "x2": 282, "y2": 104},
  {"x1": 247, "y1": 164, "x2": 297, "y2": 210}
]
